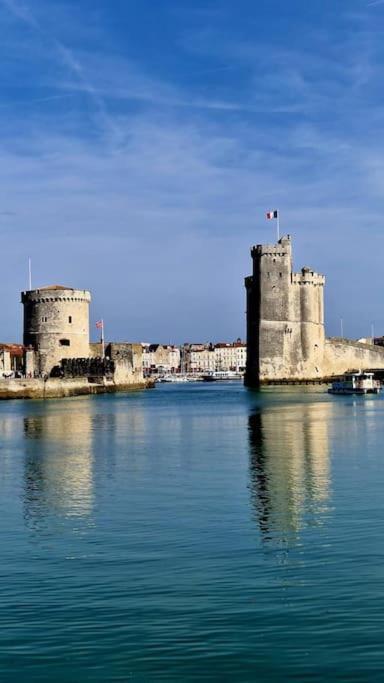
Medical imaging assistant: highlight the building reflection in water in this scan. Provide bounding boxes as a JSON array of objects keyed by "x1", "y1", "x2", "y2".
[
  {"x1": 23, "y1": 408, "x2": 95, "y2": 524},
  {"x1": 248, "y1": 400, "x2": 331, "y2": 545}
]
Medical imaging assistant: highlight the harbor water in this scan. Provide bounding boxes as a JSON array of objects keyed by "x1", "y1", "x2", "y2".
[{"x1": 1, "y1": 383, "x2": 384, "y2": 681}]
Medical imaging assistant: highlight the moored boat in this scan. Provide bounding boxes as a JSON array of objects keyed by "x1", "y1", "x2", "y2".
[
  {"x1": 157, "y1": 374, "x2": 189, "y2": 383},
  {"x1": 328, "y1": 371, "x2": 381, "y2": 395},
  {"x1": 202, "y1": 371, "x2": 243, "y2": 382}
]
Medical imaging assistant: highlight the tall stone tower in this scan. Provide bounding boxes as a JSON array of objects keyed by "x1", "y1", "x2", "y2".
[
  {"x1": 21, "y1": 285, "x2": 91, "y2": 375},
  {"x1": 245, "y1": 235, "x2": 325, "y2": 386}
]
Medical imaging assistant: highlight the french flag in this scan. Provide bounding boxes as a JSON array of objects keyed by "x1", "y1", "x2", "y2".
[{"x1": 266, "y1": 210, "x2": 278, "y2": 220}]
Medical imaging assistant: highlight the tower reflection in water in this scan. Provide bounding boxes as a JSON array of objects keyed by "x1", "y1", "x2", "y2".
[
  {"x1": 23, "y1": 407, "x2": 94, "y2": 524},
  {"x1": 248, "y1": 400, "x2": 331, "y2": 545}
]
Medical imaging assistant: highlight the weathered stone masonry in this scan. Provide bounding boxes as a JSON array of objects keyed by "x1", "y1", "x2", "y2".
[
  {"x1": 22, "y1": 285, "x2": 91, "y2": 375},
  {"x1": 13, "y1": 283, "x2": 150, "y2": 399},
  {"x1": 245, "y1": 235, "x2": 384, "y2": 385}
]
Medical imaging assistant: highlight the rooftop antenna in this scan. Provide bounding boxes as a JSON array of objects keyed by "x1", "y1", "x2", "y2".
[{"x1": 28, "y1": 257, "x2": 32, "y2": 291}]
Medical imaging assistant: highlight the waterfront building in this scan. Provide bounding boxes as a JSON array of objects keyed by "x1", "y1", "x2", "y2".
[
  {"x1": 169, "y1": 346, "x2": 181, "y2": 372},
  {"x1": 180, "y1": 341, "x2": 246, "y2": 374},
  {"x1": 0, "y1": 344, "x2": 24, "y2": 377},
  {"x1": 214, "y1": 339, "x2": 246, "y2": 372},
  {"x1": 142, "y1": 344, "x2": 181, "y2": 375},
  {"x1": 234, "y1": 341, "x2": 247, "y2": 372},
  {"x1": 180, "y1": 343, "x2": 215, "y2": 374}
]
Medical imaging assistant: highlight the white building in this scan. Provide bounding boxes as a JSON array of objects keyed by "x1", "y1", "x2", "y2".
[
  {"x1": 214, "y1": 340, "x2": 246, "y2": 372},
  {"x1": 182, "y1": 341, "x2": 246, "y2": 374},
  {"x1": 142, "y1": 344, "x2": 181, "y2": 374},
  {"x1": 181, "y1": 344, "x2": 215, "y2": 373}
]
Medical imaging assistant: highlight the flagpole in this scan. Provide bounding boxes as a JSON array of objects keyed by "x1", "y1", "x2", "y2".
[
  {"x1": 101, "y1": 319, "x2": 105, "y2": 359},
  {"x1": 28, "y1": 257, "x2": 32, "y2": 291},
  {"x1": 277, "y1": 209, "x2": 280, "y2": 241}
]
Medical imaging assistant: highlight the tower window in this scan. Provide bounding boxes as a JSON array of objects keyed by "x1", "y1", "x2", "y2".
[
  {"x1": 68, "y1": 316, "x2": 72, "y2": 323},
  {"x1": 41, "y1": 316, "x2": 48, "y2": 322},
  {"x1": 59, "y1": 339, "x2": 70, "y2": 347}
]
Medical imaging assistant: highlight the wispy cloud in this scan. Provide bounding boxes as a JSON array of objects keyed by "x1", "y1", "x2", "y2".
[
  {"x1": 1, "y1": 0, "x2": 384, "y2": 341},
  {"x1": 0, "y1": 93, "x2": 77, "y2": 108},
  {"x1": 1, "y1": 0, "x2": 118, "y2": 138},
  {"x1": 1, "y1": 0, "x2": 38, "y2": 27}
]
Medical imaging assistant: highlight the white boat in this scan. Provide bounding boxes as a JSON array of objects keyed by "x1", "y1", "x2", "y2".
[
  {"x1": 328, "y1": 371, "x2": 381, "y2": 395},
  {"x1": 157, "y1": 375, "x2": 189, "y2": 383},
  {"x1": 202, "y1": 371, "x2": 243, "y2": 382}
]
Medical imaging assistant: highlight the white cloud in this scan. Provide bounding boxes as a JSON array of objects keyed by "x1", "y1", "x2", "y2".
[{"x1": 1, "y1": 0, "x2": 384, "y2": 341}]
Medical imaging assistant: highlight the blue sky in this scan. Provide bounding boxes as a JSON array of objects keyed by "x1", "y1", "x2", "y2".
[{"x1": 1, "y1": 0, "x2": 384, "y2": 343}]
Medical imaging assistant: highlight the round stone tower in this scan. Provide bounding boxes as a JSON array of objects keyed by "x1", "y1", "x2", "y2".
[{"x1": 21, "y1": 285, "x2": 91, "y2": 375}]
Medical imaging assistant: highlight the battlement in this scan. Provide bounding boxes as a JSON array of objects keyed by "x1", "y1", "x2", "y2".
[
  {"x1": 22, "y1": 287, "x2": 91, "y2": 304},
  {"x1": 251, "y1": 235, "x2": 291, "y2": 258},
  {"x1": 244, "y1": 275, "x2": 253, "y2": 289},
  {"x1": 292, "y1": 267, "x2": 325, "y2": 287}
]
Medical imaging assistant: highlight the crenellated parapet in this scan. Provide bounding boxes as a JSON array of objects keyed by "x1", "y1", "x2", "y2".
[
  {"x1": 21, "y1": 292, "x2": 91, "y2": 304},
  {"x1": 251, "y1": 235, "x2": 292, "y2": 259},
  {"x1": 292, "y1": 267, "x2": 325, "y2": 287},
  {"x1": 244, "y1": 275, "x2": 253, "y2": 289}
]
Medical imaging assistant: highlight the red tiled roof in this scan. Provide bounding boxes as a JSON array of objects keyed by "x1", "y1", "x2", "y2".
[{"x1": 0, "y1": 344, "x2": 24, "y2": 356}]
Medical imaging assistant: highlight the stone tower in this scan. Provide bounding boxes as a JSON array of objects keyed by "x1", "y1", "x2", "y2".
[
  {"x1": 21, "y1": 285, "x2": 91, "y2": 375},
  {"x1": 245, "y1": 235, "x2": 325, "y2": 386}
]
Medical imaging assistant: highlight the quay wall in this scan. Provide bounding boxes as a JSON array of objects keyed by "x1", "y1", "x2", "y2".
[
  {"x1": 0, "y1": 377, "x2": 152, "y2": 401},
  {"x1": 323, "y1": 339, "x2": 384, "y2": 376},
  {"x1": 257, "y1": 339, "x2": 384, "y2": 384}
]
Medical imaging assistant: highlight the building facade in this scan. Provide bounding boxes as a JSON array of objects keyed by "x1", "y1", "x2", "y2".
[
  {"x1": 181, "y1": 342, "x2": 246, "y2": 374},
  {"x1": 0, "y1": 344, "x2": 24, "y2": 377},
  {"x1": 214, "y1": 340, "x2": 246, "y2": 372},
  {"x1": 142, "y1": 344, "x2": 181, "y2": 375}
]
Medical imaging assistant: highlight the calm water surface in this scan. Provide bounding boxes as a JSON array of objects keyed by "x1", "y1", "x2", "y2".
[{"x1": 1, "y1": 383, "x2": 384, "y2": 681}]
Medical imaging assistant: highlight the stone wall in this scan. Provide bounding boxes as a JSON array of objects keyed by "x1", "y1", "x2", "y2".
[
  {"x1": 0, "y1": 376, "x2": 151, "y2": 400},
  {"x1": 106, "y1": 343, "x2": 144, "y2": 385},
  {"x1": 55, "y1": 357, "x2": 115, "y2": 379},
  {"x1": 47, "y1": 344, "x2": 144, "y2": 386},
  {"x1": 89, "y1": 342, "x2": 103, "y2": 358},
  {"x1": 323, "y1": 339, "x2": 384, "y2": 376}
]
